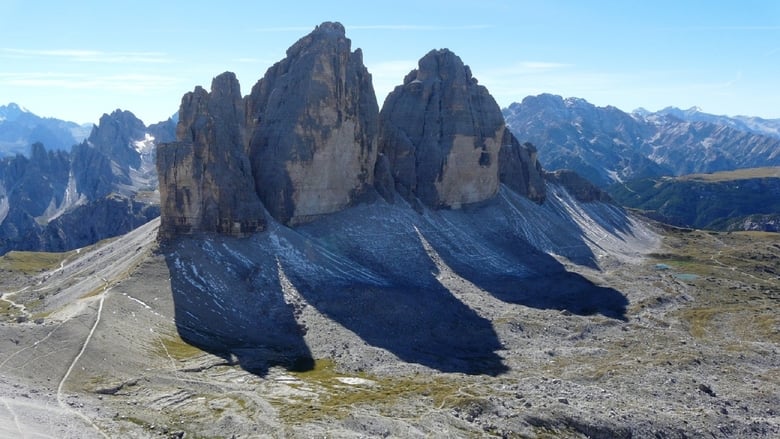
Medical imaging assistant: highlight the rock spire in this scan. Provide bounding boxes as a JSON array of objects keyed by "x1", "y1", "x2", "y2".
[
  {"x1": 245, "y1": 21, "x2": 379, "y2": 225},
  {"x1": 157, "y1": 72, "x2": 265, "y2": 239},
  {"x1": 157, "y1": 23, "x2": 549, "y2": 240},
  {"x1": 378, "y1": 49, "x2": 544, "y2": 208}
]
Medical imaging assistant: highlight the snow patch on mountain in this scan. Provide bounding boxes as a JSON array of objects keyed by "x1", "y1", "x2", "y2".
[{"x1": 133, "y1": 133, "x2": 155, "y2": 154}]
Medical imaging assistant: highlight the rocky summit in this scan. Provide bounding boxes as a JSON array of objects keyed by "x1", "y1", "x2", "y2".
[
  {"x1": 379, "y1": 49, "x2": 545, "y2": 208},
  {"x1": 158, "y1": 24, "x2": 546, "y2": 238},
  {"x1": 157, "y1": 72, "x2": 266, "y2": 238},
  {"x1": 246, "y1": 21, "x2": 379, "y2": 225}
]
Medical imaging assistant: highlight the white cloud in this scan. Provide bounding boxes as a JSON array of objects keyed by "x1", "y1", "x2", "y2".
[{"x1": 0, "y1": 48, "x2": 172, "y2": 64}]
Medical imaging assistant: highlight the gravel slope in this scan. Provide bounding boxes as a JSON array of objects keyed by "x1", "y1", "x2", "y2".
[{"x1": 1, "y1": 185, "x2": 777, "y2": 438}]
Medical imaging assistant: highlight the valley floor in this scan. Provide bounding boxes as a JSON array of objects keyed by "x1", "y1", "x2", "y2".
[{"x1": 0, "y1": 212, "x2": 778, "y2": 438}]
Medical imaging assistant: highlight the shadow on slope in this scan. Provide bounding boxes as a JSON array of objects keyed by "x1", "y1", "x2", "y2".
[
  {"x1": 269, "y1": 220, "x2": 508, "y2": 376},
  {"x1": 279, "y1": 267, "x2": 508, "y2": 376},
  {"x1": 163, "y1": 187, "x2": 638, "y2": 376},
  {"x1": 422, "y1": 190, "x2": 630, "y2": 320},
  {"x1": 301, "y1": 190, "x2": 630, "y2": 322},
  {"x1": 164, "y1": 221, "x2": 508, "y2": 376},
  {"x1": 164, "y1": 238, "x2": 314, "y2": 376}
]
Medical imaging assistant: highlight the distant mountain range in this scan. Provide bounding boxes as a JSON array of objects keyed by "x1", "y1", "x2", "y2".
[
  {"x1": 503, "y1": 94, "x2": 780, "y2": 188},
  {"x1": 636, "y1": 106, "x2": 780, "y2": 139},
  {"x1": 0, "y1": 103, "x2": 93, "y2": 156},
  {"x1": 0, "y1": 107, "x2": 175, "y2": 254},
  {"x1": 3, "y1": 86, "x2": 779, "y2": 254}
]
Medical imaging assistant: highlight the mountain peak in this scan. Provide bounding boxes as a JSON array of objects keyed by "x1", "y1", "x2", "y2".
[
  {"x1": 0, "y1": 102, "x2": 32, "y2": 121},
  {"x1": 286, "y1": 21, "x2": 349, "y2": 58},
  {"x1": 312, "y1": 21, "x2": 346, "y2": 36}
]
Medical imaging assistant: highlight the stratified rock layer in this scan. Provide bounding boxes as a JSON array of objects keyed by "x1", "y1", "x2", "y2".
[
  {"x1": 157, "y1": 72, "x2": 265, "y2": 239},
  {"x1": 378, "y1": 49, "x2": 509, "y2": 209},
  {"x1": 245, "y1": 21, "x2": 379, "y2": 225}
]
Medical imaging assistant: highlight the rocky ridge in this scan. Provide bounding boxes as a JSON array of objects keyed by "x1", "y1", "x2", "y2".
[
  {"x1": 157, "y1": 23, "x2": 546, "y2": 239},
  {"x1": 0, "y1": 110, "x2": 170, "y2": 255},
  {"x1": 158, "y1": 73, "x2": 265, "y2": 238},
  {"x1": 378, "y1": 49, "x2": 545, "y2": 209},
  {"x1": 503, "y1": 94, "x2": 780, "y2": 187}
]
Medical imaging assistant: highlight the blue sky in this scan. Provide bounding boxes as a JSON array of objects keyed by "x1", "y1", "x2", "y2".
[{"x1": 1, "y1": 0, "x2": 778, "y2": 124}]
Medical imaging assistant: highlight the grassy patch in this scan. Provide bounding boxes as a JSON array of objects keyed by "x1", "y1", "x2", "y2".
[
  {"x1": 275, "y1": 360, "x2": 471, "y2": 424},
  {"x1": 0, "y1": 250, "x2": 75, "y2": 274},
  {"x1": 680, "y1": 305, "x2": 779, "y2": 341},
  {"x1": 79, "y1": 286, "x2": 106, "y2": 300},
  {"x1": 654, "y1": 228, "x2": 780, "y2": 341},
  {"x1": 677, "y1": 167, "x2": 780, "y2": 182},
  {"x1": 0, "y1": 299, "x2": 17, "y2": 318},
  {"x1": 154, "y1": 331, "x2": 205, "y2": 361}
]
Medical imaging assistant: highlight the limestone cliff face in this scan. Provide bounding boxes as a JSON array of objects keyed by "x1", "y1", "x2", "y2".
[
  {"x1": 378, "y1": 49, "x2": 506, "y2": 209},
  {"x1": 157, "y1": 23, "x2": 550, "y2": 241},
  {"x1": 498, "y1": 134, "x2": 546, "y2": 203},
  {"x1": 157, "y1": 72, "x2": 265, "y2": 239},
  {"x1": 245, "y1": 21, "x2": 379, "y2": 225}
]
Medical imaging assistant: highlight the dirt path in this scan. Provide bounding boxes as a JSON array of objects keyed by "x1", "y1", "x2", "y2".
[
  {"x1": 0, "y1": 286, "x2": 30, "y2": 319},
  {"x1": 55, "y1": 281, "x2": 110, "y2": 439}
]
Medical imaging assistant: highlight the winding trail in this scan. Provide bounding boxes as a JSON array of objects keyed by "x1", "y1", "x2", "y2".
[
  {"x1": 0, "y1": 286, "x2": 30, "y2": 319},
  {"x1": 707, "y1": 237, "x2": 777, "y2": 287},
  {"x1": 55, "y1": 281, "x2": 110, "y2": 439}
]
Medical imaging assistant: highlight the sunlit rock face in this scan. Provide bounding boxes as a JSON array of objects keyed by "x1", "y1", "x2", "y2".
[
  {"x1": 378, "y1": 49, "x2": 514, "y2": 209},
  {"x1": 157, "y1": 22, "x2": 549, "y2": 241},
  {"x1": 157, "y1": 72, "x2": 265, "y2": 240},
  {"x1": 245, "y1": 21, "x2": 379, "y2": 225}
]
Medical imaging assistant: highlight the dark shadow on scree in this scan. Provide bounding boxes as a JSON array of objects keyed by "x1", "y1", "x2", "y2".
[
  {"x1": 283, "y1": 212, "x2": 509, "y2": 376},
  {"x1": 425, "y1": 208, "x2": 629, "y2": 321},
  {"x1": 280, "y1": 263, "x2": 509, "y2": 376},
  {"x1": 164, "y1": 239, "x2": 314, "y2": 376}
]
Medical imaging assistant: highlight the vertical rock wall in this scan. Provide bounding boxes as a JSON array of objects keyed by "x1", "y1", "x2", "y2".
[
  {"x1": 157, "y1": 73, "x2": 265, "y2": 239},
  {"x1": 157, "y1": 22, "x2": 548, "y2": 240},
  {"x1": 245, "y1": 21, "x2": 379, "y2": 225},
  {"x1": 378, "y1": 49, "x2": 505, "y2": 209}
]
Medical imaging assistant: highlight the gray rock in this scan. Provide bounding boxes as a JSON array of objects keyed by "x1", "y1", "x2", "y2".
[
  {"x1": 379, "y1": 49, "x2": 517, "y2": 209},
  {"x1": 87, "y1": 109, "x2": 146, "y2": 170},
  {"x1": 157, "y1": 72, "x2": 265, "y2": 239},
  {"x1": 245, "y1": 21, "x2": 379, "y2": 225},
  {"x1": 498, "y1": 135, "x2": 546, "y2": 203},
  {"x1": 545, "y1": 169, "x2": 612, "y2": 203}
]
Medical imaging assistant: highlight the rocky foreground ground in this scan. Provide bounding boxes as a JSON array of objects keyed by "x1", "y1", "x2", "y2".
[{"x1": 0, "y1": 204, "x2": 778, "y2": 438}]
